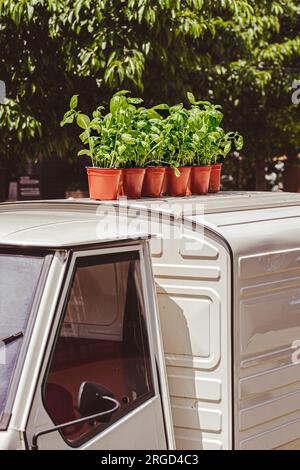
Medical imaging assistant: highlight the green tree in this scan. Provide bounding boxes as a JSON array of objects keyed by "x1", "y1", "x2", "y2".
[{"x1": 0, "y1": 0, "x2": 299, "y2": 189}]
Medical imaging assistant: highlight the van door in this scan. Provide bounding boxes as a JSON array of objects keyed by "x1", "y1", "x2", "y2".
[{"x1": 26, "y1": 243, "x2": 173, "y2": 450}]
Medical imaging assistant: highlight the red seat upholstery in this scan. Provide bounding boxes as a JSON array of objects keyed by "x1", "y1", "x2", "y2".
[{"x1": 45, "y1": 382, "x2": 83, "y2": 438}]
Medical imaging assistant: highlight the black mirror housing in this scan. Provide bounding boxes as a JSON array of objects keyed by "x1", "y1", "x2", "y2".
[{"x1": 78, "y1": 382, "x2": 115, "y2": 421}]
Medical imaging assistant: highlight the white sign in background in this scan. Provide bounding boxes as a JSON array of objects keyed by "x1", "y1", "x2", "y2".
[
  {"x1": 0, "y1": 80, "x2": 5, "y2": 104},
  {"x1": 292, "y1": 79, "x2": 300, "y2": 105}
]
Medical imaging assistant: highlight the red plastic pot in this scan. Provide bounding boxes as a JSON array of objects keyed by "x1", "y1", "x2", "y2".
[
  {"x1": 209, "y1": 163, "x2": 222, "y2": 193},
  {"x1": 142, "y1": 167, "x2": 166, "y2": 197},
  {"x1": 186, "y1": 174, "x2": 192, "y2": 196},
  {"x1": 167, "y1": 166, "x2": 191, "y2": 197},
  {"x1": 123, "y1": 168, "x2": 146, "y2": 199},
  {"x1": 119, "y1": 173, "x2": 125, "y2": 197},
  {"x1": 86, "y1": 167, "x2": 122, "y2": 200},
  {"x1": 191, "y1": 165, "x2": 212, "y2": 195},
  {"x1": 161, "y1": 170, "x2": 168, "y2": 196}
]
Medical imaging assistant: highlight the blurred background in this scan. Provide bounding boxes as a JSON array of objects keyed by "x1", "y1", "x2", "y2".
[{"x1": 0, "y1": 0, "x2": 299, "y2": 201}]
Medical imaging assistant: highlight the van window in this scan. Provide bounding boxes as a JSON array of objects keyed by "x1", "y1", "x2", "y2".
[
  {"x1": 44, "y1": 251, "x2": 154, "y2": 446},
  {"x1": 0, "y1": 254, "x2": 44, "y2": 428}
]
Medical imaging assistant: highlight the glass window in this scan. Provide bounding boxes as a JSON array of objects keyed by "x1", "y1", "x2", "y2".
[
  {"x1": 0, "y1": 254, "x2": 44, "y2": 427},
  {"x1": 44, "y1": 251, "x2": 154, "y2": 446}
]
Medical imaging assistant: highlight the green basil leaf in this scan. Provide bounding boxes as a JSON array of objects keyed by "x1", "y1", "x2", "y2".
[
  {"x1": 121, "y1": 133, "x2": 136, "y2": 144},
  {"x1": 187, "y1": 92, "x2": 196, "y2": 104},
  {"x1": 128, "y1": 97, "x2": 143, "y2": 104},
  {"x1": 78, "y1": 149, "x2": 92, "y2": 157},
  {"x1": 70, "y1": 95, "x2": 78, "y2": 110},
  {"x1": 76, "y1": 114, "x2": 90, "y2": 130}
]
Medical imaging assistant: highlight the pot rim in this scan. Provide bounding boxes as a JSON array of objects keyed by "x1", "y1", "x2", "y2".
[
  {"x1": 192, "y1": 165, "x2": 212, "y2": 169},
  {"x1": 146, "y1": 165, "x2": 166, "y2": 168},
  {"x1": 211, "y1": 163, "x2": 223, "y2": 168},
  {"x1": 166, "y1": 165, "x2": 192, "y2": 171},
  {"x1": 86, "y1": 166, "x2": 122, "y2": 172},
  {"x1": 123, "y1": 167, "x2": 146, "y2": 172},
  {"x1": 145, "y1": 166, "x2": 166, "y2": 171}
]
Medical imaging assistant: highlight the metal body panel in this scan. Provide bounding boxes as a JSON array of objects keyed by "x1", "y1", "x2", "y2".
[
  {"x1": 231, "y1": 244, "x2": 300, "y2": 450},
  {"x1": 0, "y1": 430, "x2": 25, "y2": 450},
  {"x1": 149, "y1": 224, "x2": 232, "y2": 450},
  {"x1": 196, "y1": 198, "x2": 300, "y2": 450},
  {"x1": 0, "y1": 206, "x2": 152, "y2": 247}
]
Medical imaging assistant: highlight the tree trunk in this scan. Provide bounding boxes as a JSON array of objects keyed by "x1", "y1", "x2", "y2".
[
  {"x1": 283, "y1": 164, "x2": 300, "y2": 192},
  {"x1": 255, "y1": 156, "x2": 267, "y2": 191},
  {"x1": 0, "y1": 161, "x2": 7, "y2": 201}
]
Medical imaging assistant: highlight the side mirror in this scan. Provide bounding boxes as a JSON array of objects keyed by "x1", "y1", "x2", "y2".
[
  {"x1": 78, "y1": 382, "x2": 115, "y2": 422},
  {"x1": 31, "y1": 382, "x2": 120, "y2": 450}
]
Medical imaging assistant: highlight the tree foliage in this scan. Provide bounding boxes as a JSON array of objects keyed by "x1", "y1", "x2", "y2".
[{"x1": 0, "y1": 0, "x2": 299, "y2": 187}]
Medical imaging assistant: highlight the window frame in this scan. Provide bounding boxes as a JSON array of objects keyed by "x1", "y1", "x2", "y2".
[
  {"x1": 41, "y1": 244, "x2": 160, "y2": 448},
  {"x1": 0, "y1": 249, "x2": 53, "y2": 430}
]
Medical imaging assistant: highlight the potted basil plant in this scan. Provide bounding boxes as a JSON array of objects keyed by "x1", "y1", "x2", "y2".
[
  {"x1": 61, "y1": 94, "x2": 124, "y2": 200},
  {"x1": 61, "y1": 91, "x2": 167, "y2": 199},
  {"x1": 187, "y1": 92, "x2": 244, "y2": 194},
  {"x1": 160, "y1": 103, "x2": 194, "y2": 196}
]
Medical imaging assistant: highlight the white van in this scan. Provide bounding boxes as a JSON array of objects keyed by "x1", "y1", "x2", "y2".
[{"x1": 1, "y1": 191, "x2": 300, "y2": 450}]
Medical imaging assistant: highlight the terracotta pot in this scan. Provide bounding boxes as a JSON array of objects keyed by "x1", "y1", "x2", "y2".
[
  {"x1": 86, "y1": 167, "x2": 122, "y2": 200},
  {"x1": 209, "y1": 163, "x2": 222, "y2": 193},
  {"x1": 167, "y1": 166, "x2": 191, "y2": 197},
  {"x1": 118, "y1": 173, "x2": 125, "y2": 197},
  {"x1": 161, "y1": 170, "x2": 168, "y2": 196},
  {"x1": 191, "y1": 165, "x2": 212, "y2": 195},
  {"x1": 123, "y1": 168, "x2": 146, "y2": 199},
  {"x1": 186, "y1": 174, "x2": 192, "y2": 196},
  {"x1": 142, "y1": 167, "x2": 166, "y2": 197}
]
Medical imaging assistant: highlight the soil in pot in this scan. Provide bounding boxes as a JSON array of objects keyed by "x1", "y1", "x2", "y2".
[
  {"x1": 123, "y1": 168, "x2": 146, "y2": 199},
  {"x1": 87, "y1": 167, "x2": 122, "y2": 200},
  {"x1": 142, "y1": 167, "x2": 166, "y2": 197},
  {"x1": 209, "y1": 163, "x2": 222, "y2": 193},
  {"x1": 167, "y1": 166, "x2": 191, "y2": 197},
  {"x1": 191, "y1": 165, "x2": 211, "y2": 195}
]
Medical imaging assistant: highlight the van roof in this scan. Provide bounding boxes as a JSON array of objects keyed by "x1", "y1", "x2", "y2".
[{"x1": 1, "y1": 191, "x2": 300, "y2": 248}]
